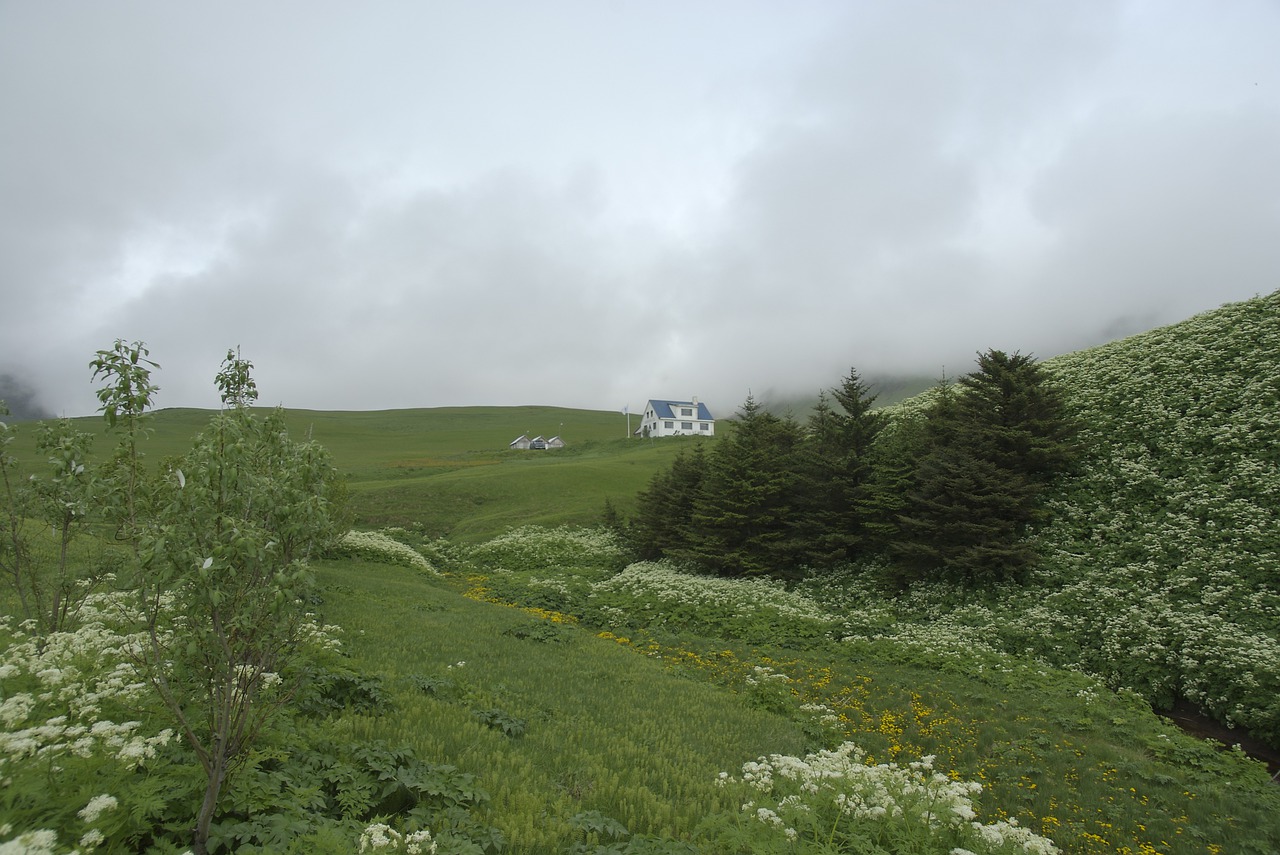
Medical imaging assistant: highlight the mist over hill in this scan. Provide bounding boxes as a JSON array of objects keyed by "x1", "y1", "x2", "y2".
[{"x1": 0, "y1": 373, "x2": 52, "y2": 421}]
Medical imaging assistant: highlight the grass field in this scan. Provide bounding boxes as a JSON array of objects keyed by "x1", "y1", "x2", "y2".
[
  {"x1": 4, "y1": 404, "x2": 710, "y2": 541},
  {"x1": 310, "y1": 557, "x2": 805, "y2": 850}
]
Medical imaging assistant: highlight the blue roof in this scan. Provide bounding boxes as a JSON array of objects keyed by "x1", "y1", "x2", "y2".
[{"x1": 648, "y1": 399, "x2": 714, "y2": 420}]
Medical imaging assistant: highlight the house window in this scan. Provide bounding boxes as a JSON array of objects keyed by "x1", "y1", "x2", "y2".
[
  {"x1": 699, "y1": 422, "x2": 709, "y2": 431},
  {"x1": 682, "y1": 422, "x2": 693, "y2": 431},
  {"x1": 681, "y1": 408, "x2": 693, "y2": 417},
  {"x1": 664, "y1": 421, "x2": 673, "y2": 429}
]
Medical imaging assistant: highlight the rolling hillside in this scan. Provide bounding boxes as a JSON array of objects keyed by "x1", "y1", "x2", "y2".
[
  {"x1": 4, "y1": 292, "x2": 1280, "y2": 853},
  {"x1": 1034, "y1": 290, "x2": 1280, "y2": 742},
  {"x1": 844, "y1": 290, "x2": 1280, "y2": 748},
  {"x1": 3, "y1": 403, "x2": 710, "y2": 541}
]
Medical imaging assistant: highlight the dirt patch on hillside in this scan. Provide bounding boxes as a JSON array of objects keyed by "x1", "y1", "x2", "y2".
[{"x1": 1160, "y1": 699, "x2": 1279, "y2": 781}]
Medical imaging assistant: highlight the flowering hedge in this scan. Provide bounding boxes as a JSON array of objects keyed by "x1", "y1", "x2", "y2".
[
  {"x1": 358, "y1": 822, "x2": 436, "y2": 853},
  {"x1": 587, "y1": 561, "x2": 837, "y2": 645},
  {"x1": 334, "y1": 529, "x2": 436, "y2": 573},
  {"x1": 465, "y1": 525, "x2": 624, "y2": 576},
  {"x1": 459, "y1": 525, "x2": 627, "y2": 616},
  {"x1": 1020, "y1": 292, "x2": 1280, "y2": 742},
  {"x1": 0, "y1": 589, "x2": 365, "y2": 852},
  {"x1": 825, "y1": 292, "x2": 1280, "y2": 745}
]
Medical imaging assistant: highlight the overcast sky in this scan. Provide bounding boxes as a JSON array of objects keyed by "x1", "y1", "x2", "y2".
[{"x1": 2, "y1": 1, "x2": 1277, "y2": 418}]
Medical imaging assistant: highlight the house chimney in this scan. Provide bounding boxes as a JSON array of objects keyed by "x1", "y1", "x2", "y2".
[{"x1": 691, "y1": 395, "x2": 699, "y2": 406}]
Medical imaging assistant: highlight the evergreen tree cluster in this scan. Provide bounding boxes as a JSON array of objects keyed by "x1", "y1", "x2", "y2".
[{"x1": 624, "y1": 351, "x2": 1078, "y2": 587}]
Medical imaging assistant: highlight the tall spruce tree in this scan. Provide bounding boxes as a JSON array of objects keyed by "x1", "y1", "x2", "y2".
[
  {"x1": 792, "y1": 393, "x2": 844, "y2": 568},
  {"x1": 890, "y1": 352, "x2": 1077, "y2": 586},
  {"x1": 862, "y1": 409, "x2": 926, "y2": 555},
  {"x1": 684, "y1": 394, "x2": 803, "y2": 577},
  {"x1": 630, "y1": 466, "x2": 673, "y2": 561},
  {"x1": 628, "y1": 444, "x2": 708, "y2": 561},
  {"x1": 956, "y1": 349, "x2": 1078, "y2": 485},
  {"x1": 891, "y1": 438, "x2": 1039, "y2": 585},
  {"x1": 794, "y1": 369, "x2": 886, "y2": 568}
]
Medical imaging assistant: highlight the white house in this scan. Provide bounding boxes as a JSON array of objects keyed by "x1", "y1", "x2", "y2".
[{"x1": 636, "y1": 397, "x2": 715, "y2": 438}]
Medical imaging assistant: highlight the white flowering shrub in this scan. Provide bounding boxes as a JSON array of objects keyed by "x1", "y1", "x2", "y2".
[
  {"x1": 357, "y1": 822, "x2": 436, "y2": 853},
  {"x1": 709, "y1": 742, "x2": 1060, "y2": 854},
  {"x1": 0, "y1": 826, "x2": 60, "y2": 855},
  {"x1": 467, "y1": 525, "x2": 624, "y2": 576},
  {"x1": 0, "y1": 589, "x2": 369, "y2": 851},
  {"x1": 461, "y1": 526, "x2": 627, "y2": 615},
  {"x1": 1023, "y1": 293, "x2": 1280, "y2": 741},
  {"x1": 586, "y1": 561, "x2": 838, "y2": 644},
  {"x1": 336, "y1": 529, "x2": 436, "y2": 572},
  {"x1": 0, "y1": 594, "x2": 193, "y2": 850}
]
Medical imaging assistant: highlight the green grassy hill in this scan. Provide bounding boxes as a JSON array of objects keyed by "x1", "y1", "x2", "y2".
[
  {"x1": 277, "y1": 405, "x2": 703, "y2": 540},
  {"x1": 816, "y1": 291, "x2": 1280, "y2": 750},
  {"x1": 398, "y1": 292, "x2": 1280, "y2": 852},
  {"x1": 5, "y1": 292, "x2": 1280, "y2": 854},
  {"x1": 5, "y1": 404, "x2": 710, "y2": 542},
  {"x1": 1030, "y1": 290, "x2": 1280, "y2": 741},
  {"x1": 312, "y1": 523, "x2": 1280, "y2": 854}
]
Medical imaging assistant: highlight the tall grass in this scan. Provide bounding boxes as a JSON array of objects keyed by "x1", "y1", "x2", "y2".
[{"x1": 311, "y1": 557, "x2": 805, "y2": 851}]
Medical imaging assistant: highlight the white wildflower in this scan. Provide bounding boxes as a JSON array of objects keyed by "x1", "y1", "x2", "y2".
[
  {"x1": 358, "y1": 823, "x2": 399, "y2": 851},
  {"x1": 404, "y1": 829, "x2": 436, "y2": 854},
  {"x1": 0, "y1": 828, "x2": 59, "y2": 854},
  {"x1": 78, "y1": 794, "x2": 119, "y2": 824}
]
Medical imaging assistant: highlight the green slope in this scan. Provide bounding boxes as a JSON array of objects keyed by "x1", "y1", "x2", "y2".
[
  {"x1": 3, "y1": 404, "x2": 711, "y2": 541},
  {"x1": 864, "y1": 289, "x2": 1280, "y2": 748},
  {"x1": 1031, "y1": 290, "x2": 1280, "y2": 742}
]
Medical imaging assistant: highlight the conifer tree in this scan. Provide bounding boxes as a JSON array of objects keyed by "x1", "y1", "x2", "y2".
[
  {"x1": 630, "y1": 466, "x2": 673, "y2": 561},
  {"x1": 600, "y1": 496, "x2": 622, "y2": 530},
  {"x1": 684, "y1": 395, "x2": 803, "y2": 577},
  {"x1": 862, "y1": 411, "x2": 926, "y2": 554},
  {"x1": 891, "y1": 438, "x2": 1038, "y2": 585},
  {"x1": 794, "y1": 369, "x2": 886, "y2": 568},
  {"x1": 629, "y1": 444, "x2": 708, "y2": 561},
  {"x1": 790, "y1": 394, "x2": 843, "y2": 569},
  {"x1": 889, "y1": 352, "x2": 1077, "y2": 586},
  {"x1": 956, "y1": 349, "x2": 1078, "y2": 485},
  {"x1": 830, "y1": 367, "x2": 886, "y2": 459}
]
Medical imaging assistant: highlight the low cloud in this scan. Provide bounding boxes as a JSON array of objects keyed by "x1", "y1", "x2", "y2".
[{"x1": 2, "y1": 2, "x2": 1277, "y2": 416}]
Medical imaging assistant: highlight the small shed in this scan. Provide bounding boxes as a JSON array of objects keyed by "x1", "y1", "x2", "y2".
[{"x1": 510, "y1": 433, "x2": 565, "y2": 450}]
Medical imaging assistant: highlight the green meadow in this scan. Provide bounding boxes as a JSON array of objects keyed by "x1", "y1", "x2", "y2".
[
  {"x1": 4, "y1": 292, "x2": 1280, "y2": 854},
  {"x1": 6, "y1": 405, "x2": 695, "y2": 541}
]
